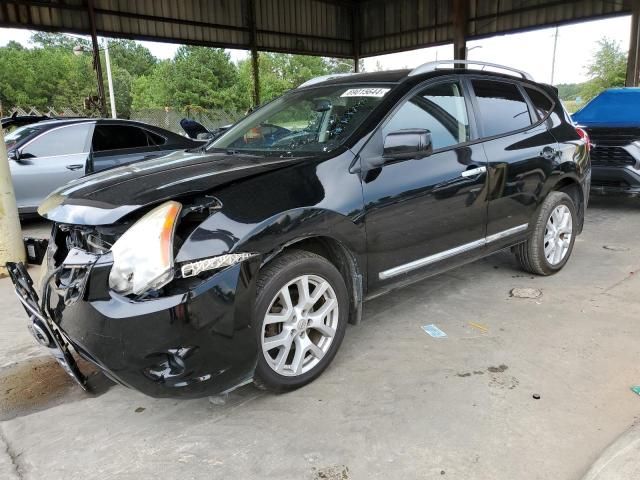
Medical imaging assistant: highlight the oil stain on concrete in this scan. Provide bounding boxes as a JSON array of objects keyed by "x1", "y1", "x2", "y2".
[{"x1": 0, "y1": 356, "x2": 113, "y2": 420}]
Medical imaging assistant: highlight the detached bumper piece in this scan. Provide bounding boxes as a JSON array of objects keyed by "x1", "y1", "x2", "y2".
[
  {"x1": 6, "y1": 261, "x2": 88, "y2": 390},
  {"x1": 23, "y1": 237, "x2": 49, "y2": 265}
]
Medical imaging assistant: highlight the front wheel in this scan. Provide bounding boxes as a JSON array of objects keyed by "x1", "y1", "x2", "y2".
[
  {"x1": 253, "y1": 250, "x2": 348, "y2": 392},
  {"x1": 515, "y1": 191, "x2": 577, "y2": 276}
]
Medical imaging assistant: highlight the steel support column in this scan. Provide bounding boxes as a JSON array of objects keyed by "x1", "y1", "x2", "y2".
[
  {"x1": 626, "y1": 0, "x2": 640, "y2": 86},
  {"x1": 247, "y1": 0, "x2": 260, "y2": 106},
  {"x1": 352, "y1": 3, "x2": 360, "y2": 73},
  {"x1": 452, "y1": 0, "x2": 469, "y2": 61},
  {"x1": 87, "y1": 0, "x2": 106, "y2": 115}
]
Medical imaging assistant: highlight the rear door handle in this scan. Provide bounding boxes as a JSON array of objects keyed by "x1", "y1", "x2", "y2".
[
  {"x1": 66, "y1": 164, "x2": 84, "y2": 171},
  {"x1": 460, "y1": 166, "x2": 487, "y2": 178}
]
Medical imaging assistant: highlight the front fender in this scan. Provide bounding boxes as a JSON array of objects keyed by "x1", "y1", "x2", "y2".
[{"x1": 176, "y1": 207, "x2": 366, "y2": 268}]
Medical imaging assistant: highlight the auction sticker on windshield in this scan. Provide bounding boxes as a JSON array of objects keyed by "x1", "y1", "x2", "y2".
[{"x1": 341, "y1": 87, "x2": 390, "y2": 97}]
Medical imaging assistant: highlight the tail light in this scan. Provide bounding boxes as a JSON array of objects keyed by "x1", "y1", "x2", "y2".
[{"x1": 575, "y1": 127, "x2": 591, "y2": 152}]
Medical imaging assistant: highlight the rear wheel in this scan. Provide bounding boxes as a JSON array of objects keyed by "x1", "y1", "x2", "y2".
[
  {"x1": 515, "y1": 191, "x2": 577, "y2": 276},
  {"x1": 253, "y1": 250, "x2": 348, "y2": 392}
]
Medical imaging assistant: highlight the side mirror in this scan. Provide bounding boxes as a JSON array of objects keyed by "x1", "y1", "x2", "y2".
[
  {"x1": 313, "y1": 99, "x2": 332, "y2": 112},
  {"x1": 8, "y1": 149, "x2": 20, "y2": 161},
  {"x1": 383, "y1": 129, "x2": 433, "y2": 161}
]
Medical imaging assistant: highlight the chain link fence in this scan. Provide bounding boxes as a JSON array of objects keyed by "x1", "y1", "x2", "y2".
[
  {"x1": 5, "y1": 106, "x2": 244, "y2": 134},
  {"x1": 130, "y1": 107, "x2": 243, "y2": 134},
  {"x1": 6, "y1": 106, "x2": 87, "y2": 117}
]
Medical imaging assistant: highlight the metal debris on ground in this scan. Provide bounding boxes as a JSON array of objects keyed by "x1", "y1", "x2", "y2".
[
  {"x1": 469, "y1": 322, "x2": 489, "y2": 333},
  {"x1": 509, "y1": 287, "x2": 542, "y2": 299},
  {"x1": 631, "y1": 386, "x2": 640, "y2": 396},
  {"x1": 313, "y1": 464, "x2": 350, "y2": 480},
  {"x1": 603, "y1": 245, "x2": 630, "y2": 252},
  {"x1": 532, "y1": 393, "x2": 541, "y2": 400},
  {"x1": 209, "y1": 393, "x2": 228, "y2": 405},
  {"x1": 422, "y1": 324, "x2": 447, "y2": 338}
]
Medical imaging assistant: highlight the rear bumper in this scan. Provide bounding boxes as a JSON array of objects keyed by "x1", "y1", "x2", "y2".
[
  {"x1": 591, "y1": 165, "x2": 640, "y2": 196},
  {"x1": 11, "y1": 251, "x2": 261, "y2": 398}
]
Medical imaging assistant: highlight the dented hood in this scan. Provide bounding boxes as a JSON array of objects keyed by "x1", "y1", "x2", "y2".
[{"x1": 39, "y1": 149, "x2": 299, "y2": 225}]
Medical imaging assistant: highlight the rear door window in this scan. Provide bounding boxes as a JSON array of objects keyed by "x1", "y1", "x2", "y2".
[
  {"x1": 471, "y1": 80, "x2": 532, "y2": 137},
  {"x1": 21, "y1": 124, "x2": 92, "y2": 158},
  {"x1": 524, "y1": 87, "x2": 554, "y2": 120},
  {"x1": 92, "y1": 125, "x2": 166, "y2": 152}
]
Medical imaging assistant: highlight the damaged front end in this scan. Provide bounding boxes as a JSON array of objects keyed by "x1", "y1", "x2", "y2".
[{"x1": 7, "y1": 201, "x2": 263, "y2": 398}]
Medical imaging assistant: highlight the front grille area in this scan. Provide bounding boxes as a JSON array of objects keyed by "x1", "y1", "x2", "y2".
[
  {"x1": 590, "y1": 146, "x2": 636, "y2": 167},
  {"x1": 586, "y1": 127, "x2": 640, "y2": 147},
  {"x1": 50, "y1": 225, "x2": 122, "y2": 268}
]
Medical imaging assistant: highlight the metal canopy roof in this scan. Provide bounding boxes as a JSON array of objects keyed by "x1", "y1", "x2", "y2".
[{"x1": 0, "y1": 0, "x2": 633, "y2": 58}]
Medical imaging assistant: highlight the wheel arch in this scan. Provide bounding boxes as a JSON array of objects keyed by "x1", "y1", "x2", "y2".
[
  {"x1": 216, "y1": 207, "x2": 367, "y2": 326},
  {"x1": 547, "y1": 175, "x2": 585, "y2": 234},
  {"x1": 261, "y1": 235, "x2": 364, "y2": 326}
]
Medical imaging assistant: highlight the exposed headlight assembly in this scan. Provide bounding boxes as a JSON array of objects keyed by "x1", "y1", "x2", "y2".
[
  {"x1": 180, "y1": 253, "x2": 256, "y2": 278},
  {"x1": 109, "y1": 201, "x2": 182, "y2": 296}
]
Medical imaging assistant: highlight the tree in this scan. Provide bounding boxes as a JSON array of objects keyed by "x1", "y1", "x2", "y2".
[
  {"x1": 131, "y1": 60, "x2": 173, "y2": 109},
  {"x1": 580, "y1": 38, "x2": 627, "y2": 101},
  {"x1": 30, "y1": 32, "x2": 90, "y2": 51},
  {"x1": 1, "y1": 36, "x2": 369, "y2": 116},
  {"x1": 0, "y1": 41, "x2": 95, "y2": 111},
  {"x1": 106, "y1": 66, "x2": 133, "y2": 118},
  {"x1": 556, "y1": 83, "x2": 584, "y2": 101},
  {"x1": 107, "y1": 40, "x2": 157, "y2": 77},
  {"x1": 132, "y1": 46, "x2": 240, "y2": 111},
  {"x1": 234, "y1": 53, "x2": 361, "y2": 108}
]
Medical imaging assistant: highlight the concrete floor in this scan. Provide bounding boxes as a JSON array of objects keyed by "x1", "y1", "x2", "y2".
[{"x1": 1, "y1": 196, "x2": 639, "y2": 480}]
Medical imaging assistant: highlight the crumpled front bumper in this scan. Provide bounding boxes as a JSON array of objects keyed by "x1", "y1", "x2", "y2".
[{"x1": 8, "y1": 248, "x2": 262, "y2": 398}]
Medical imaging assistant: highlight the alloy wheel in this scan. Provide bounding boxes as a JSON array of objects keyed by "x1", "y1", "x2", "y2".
[
  {"x1": 261, "y1": 274, "x2": 339, "y2": 377},
  {"x1": 544, "y1": 204, "x2": 573, "y2": 265}
]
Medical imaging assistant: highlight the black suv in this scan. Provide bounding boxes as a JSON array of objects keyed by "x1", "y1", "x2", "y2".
[{"x1": 8, "y1": 61, "x2": 590, "y2": 398}]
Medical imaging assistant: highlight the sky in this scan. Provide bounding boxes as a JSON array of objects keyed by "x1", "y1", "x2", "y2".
[{"x1": 0, "y1": 15, "x2": 631, "y2": 85}]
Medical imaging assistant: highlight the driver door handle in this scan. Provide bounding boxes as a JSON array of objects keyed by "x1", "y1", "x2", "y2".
[
  {"x1": 460, "y1": 166, "x2": 487, "y2": 178},
  {"x1": 66, "y1": 164, "x2": 84, "y2": 171}
]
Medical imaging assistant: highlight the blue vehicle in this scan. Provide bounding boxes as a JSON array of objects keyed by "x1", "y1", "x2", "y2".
[{"x1": 573, "y1": 88, "x2": 640, "y2": 196}]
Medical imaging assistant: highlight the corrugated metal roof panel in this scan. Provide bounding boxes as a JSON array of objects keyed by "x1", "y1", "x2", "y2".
[{"x1": 0, "y1": 0, "x2": 633, "y2": 58}]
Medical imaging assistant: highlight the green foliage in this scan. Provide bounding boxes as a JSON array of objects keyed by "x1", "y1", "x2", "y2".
[
  {"x1": 0, "y1": 39, "x2": 94, "y2": 111},
  {"x1": 580, "y1": 38, "x2": 627, "y2": 102},
  {"x1": 131, "y1": 63, "x2": 172, "y2": 110},
  {"x1": 107, "y1": 66, "x2": 133, "y2": 118},
  {"x1": 169, "y1": 46, "x2": 238, "y2": 109},
  {"x1": 1, "y1": 34, "x2": 360, "y2": 117},
  {"x1": 107, "y1": 40, "x2": 157, "y2": 77},
  {"x1": 556, "y1": 83, "x2": 584, "y2": 101},
  {"x1": 30, "y1": 32, "x2": 90, "y2": 51},
  {"x1": 234, "y1": 53, "x2": 359, "y2": 107}
]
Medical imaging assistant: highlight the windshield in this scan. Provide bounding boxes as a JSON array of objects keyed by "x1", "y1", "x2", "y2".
[
  {"x1": 209, "y1": 84, "x2": 393, "y2": 155},
  {"x1": 4, "y1": 124, "x2": 43, "y2": 150}
]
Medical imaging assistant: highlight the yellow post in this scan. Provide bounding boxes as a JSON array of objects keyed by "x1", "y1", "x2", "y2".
[{"x1": 0, "y1": 125, "x2": 25, "y2": 276}]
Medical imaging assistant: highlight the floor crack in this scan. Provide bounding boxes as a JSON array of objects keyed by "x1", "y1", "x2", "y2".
[
  {"x1": 601, "y1": 267, "x2": 639, "y2": 295},
  {"x1": 0, "y1": 424, "x2": 23, "y2": 480}
]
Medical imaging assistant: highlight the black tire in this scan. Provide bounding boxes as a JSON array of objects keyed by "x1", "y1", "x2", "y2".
[
  {"x1": 252, "y1": 250, "x2": 348, "y2": 393},
  {"x1": 515, "y1": 191, "x2": 577, "y2": 276}
]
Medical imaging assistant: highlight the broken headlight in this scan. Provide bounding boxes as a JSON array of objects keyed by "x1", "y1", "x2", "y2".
[{"x1": 109, "y1": 201, "x2": 182, "y2": 296}]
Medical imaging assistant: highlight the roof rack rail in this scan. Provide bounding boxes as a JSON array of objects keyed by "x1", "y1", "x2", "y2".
[
  {"x1": 298, "y1": 73, "x2": 355, "y2": 88},
  {"x1": 409, "y1": 60, "x2": 534, "y2": 81}
]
